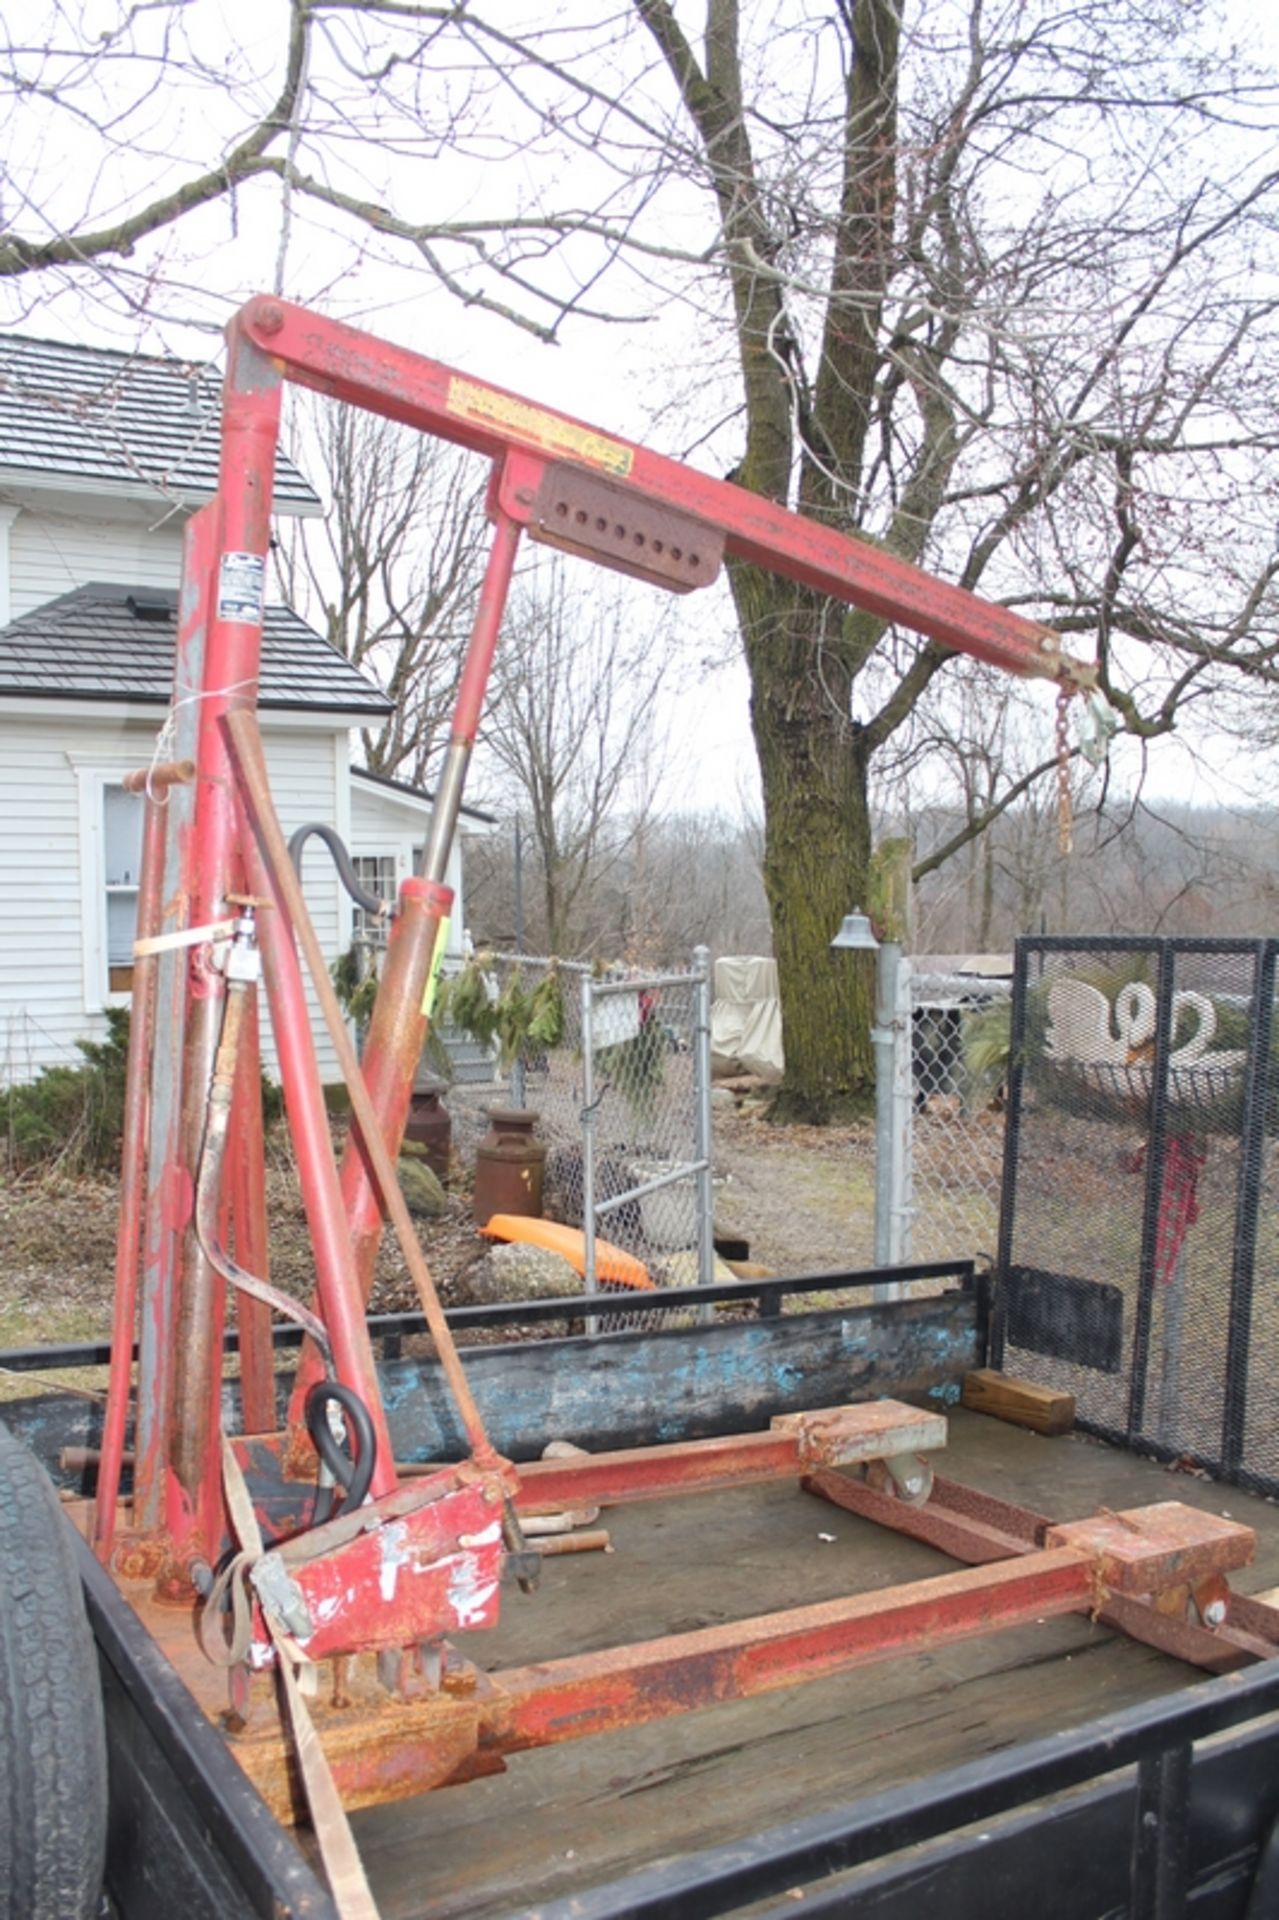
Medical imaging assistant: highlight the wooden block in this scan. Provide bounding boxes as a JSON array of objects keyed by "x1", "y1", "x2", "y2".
[
  {"x1": 962, "y1": 1368, "x2": 1075, "y2": 1437},
  {"x1": 723, "y1": 1258, "x2": 777, "y2": 1280}
]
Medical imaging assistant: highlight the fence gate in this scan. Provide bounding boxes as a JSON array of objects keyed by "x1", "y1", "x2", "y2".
[
  {"x1": 580, "y1": 951, "x2": 715, "y2": 1317},
  {"x1": 455, "y1": 948, "x2": 716, "y2": 1323},
  {"x1": 995, "y1": 936, "x2": 1279, "y2": 1496}
]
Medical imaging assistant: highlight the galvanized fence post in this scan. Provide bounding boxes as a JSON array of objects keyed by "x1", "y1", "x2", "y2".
[
  {"x1": 889, "y1": 947, "x2": 914, "y2": 1267},
  {"x1": 872, "y1": 940, "x2": 909, "y2": 1301},
  {"x1": 580, "y1": 969, "x2": 598, "y2": 1333},
  {"x1": 693, "y1": 944, "x2": 715, "y2": 1321}
]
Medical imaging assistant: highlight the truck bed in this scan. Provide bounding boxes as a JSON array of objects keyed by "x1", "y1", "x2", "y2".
[{"x1": 341, "y1": 1409, "x2": 1279, "y2": 1918}]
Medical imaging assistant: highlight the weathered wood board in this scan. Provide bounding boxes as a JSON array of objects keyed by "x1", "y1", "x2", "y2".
[
  {"x1": 0, "y1": 1295, "x2": 980, "y2": 1487},
  {"x1": 344, "y1": 1410, "x2": 1279, "y2": 1920},
  {"x1": 376, "y1": 1294, "x2": 980, "y2": 1460}
]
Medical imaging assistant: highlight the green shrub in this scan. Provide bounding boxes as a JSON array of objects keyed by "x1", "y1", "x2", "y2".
[
  {"x1": 3, "y1": 1009, "x2": 285, "y2": 1173},
  {"x1": 3, "y1": 1009, "x2": 132, "y2": 1172}
]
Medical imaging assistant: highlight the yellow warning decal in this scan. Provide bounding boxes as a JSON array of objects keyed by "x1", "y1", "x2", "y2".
[
  {"x1": 446, "y1": 378, "x2": 634, "y2": 478},
  {"x1": 421, "y1": 916, "x2": 452, "y2": 1020}
]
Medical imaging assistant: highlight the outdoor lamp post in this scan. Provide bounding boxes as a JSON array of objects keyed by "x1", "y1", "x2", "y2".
[{"x1": 831, "y1": 910, "x2": 911, "y2": 1297}]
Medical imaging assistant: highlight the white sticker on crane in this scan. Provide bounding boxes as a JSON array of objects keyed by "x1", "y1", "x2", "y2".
[{"x1": 217, "y1": 551, "x2": 265, "y2": 626}]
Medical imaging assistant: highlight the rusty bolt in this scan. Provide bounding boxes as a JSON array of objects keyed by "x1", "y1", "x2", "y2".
[
  {"x1": 442, "y1": 1662, "x2": 478, "y2": 1696},
  {"x1": 514, "y1": 487, "x2": 535, "y2": 506},
  {"x1": 257, "y1": 302, "x2": 285, "y2": 336}
]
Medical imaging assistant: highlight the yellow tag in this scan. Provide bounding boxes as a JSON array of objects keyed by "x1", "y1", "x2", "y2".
[
  {"x1": 446, "y1": 378, "x2": 634, "y2": 477},
  {"x1": 421, "y1": 916, "x2": 452, "y2": 1019}
]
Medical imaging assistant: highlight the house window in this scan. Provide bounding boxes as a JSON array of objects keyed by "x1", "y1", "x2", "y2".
[
  {"x1": 352, "y1": 853, "x2": 397, "y2": 950},
  {"x1": 103, "y1": 783, "x2": 145, "y2": 995}
]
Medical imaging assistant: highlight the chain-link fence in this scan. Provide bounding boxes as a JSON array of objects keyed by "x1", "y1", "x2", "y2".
[
  {"x1": 908, "y1": 965, "x2": 1008, "y2": 1266},
  {"x1": 383, "y1": 923, "x2": 1008, "y2": 1295},
  {"x1": 996, "y1": 937, "x2": 1279, "y2": 1496},
  {"x1": 708, "y1": 957, "x2": 1006, "y2": 1281},
  {"x1": 446, "y1": 951, "x2": 714, "y2": 1324}
]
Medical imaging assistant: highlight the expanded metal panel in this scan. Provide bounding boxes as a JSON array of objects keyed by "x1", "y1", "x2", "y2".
[{"x1": 997, "y1": 937, "x2": 1278, "y2": 1495}]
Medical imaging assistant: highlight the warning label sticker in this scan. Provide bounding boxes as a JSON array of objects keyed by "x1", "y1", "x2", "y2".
[
  {"x1": 445, "y1": 378, "x2": 634, "y2": 478},
  {"x1": 217, "y1": 551, "x2": 266, "y2": 626}
]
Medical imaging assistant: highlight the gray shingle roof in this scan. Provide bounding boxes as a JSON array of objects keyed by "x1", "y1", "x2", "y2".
[
  {"x1": 0, "y1": 583, "x2": 393, "y2": 717},
  {"x1": 0, "y1": 335, "x2": 321, "y2": 513},
  {"x1": 350, "y1": 762, "x2": 496, "y2": 825}
]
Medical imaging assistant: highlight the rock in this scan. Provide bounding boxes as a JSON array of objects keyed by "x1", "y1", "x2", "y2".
[
  {"x1": 709, "y1": 1087, "x2": 737, "y2": 1112},
  {"x1": 396, "y1": 1154, "x2": 447, "y2": 1218},
  {"x1": 654, "y1": 1249, "x2": 739, "y2": 1289},
  {"x1": 478, "y1": 1240, "x2": 581, "y2": 1301}
]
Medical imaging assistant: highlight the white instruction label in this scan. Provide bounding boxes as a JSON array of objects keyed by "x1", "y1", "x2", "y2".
[{"x1": 217, "y1": 551, "x2": 266, "y2": 626}]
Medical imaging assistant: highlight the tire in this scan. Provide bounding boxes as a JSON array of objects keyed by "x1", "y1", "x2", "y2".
[{"x1": 0, "y1": 1420, "x2": 107, "y2": 1920}]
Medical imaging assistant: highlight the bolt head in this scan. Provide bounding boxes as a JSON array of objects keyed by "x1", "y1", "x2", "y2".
[
  {"x1": 1203, "y1": 1599, "x2": 1227, "y2": 1628},
  {"x1": 257, "y1": 302, "x2": 284, "y2": 335}
]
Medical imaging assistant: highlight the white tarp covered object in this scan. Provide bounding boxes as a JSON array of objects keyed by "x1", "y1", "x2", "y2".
[{"x1": 711, "y1": 954, "x2": 784, "y2": 1081}]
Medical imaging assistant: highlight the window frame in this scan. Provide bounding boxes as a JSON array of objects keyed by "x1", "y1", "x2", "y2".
[{"x1": 77, "y1": 765, "x2": 146, "y2": 1013}]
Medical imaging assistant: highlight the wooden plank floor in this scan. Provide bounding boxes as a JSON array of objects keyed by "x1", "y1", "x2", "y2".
[{"x1": 340, "y1": 1411, "x2": 1279, "y2": 1919}]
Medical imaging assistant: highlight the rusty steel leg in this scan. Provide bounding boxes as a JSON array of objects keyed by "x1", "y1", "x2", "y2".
[
  {"x1": 806, "y1": 1468, "x2": 1270, "y2": 1672},
  {"x1": 515, "y1": 1404, "x2": 947, "y2": 1513},
  {"x1": 228, "y1": 990, "x2": 276, "y2": 1436},
  {"x1": 94, "y1": 783, "x2": 170, "y2": 1558},
  {"x1": 132, "y1": 511, "x2": 214, "y2": 1542},
  {"x1": 516, "y1": 1432, "x2": 806, "y2": 1511},
  {"x1": 163, "y1": 322, "x2": 283, "y2": 1575},
  {"x1": 803, "y1": 1467, "x2": 1044, "y2": 1564},
  {"x1": 483, "y1": 1550, "x2": 1096, "y2": 1756}
]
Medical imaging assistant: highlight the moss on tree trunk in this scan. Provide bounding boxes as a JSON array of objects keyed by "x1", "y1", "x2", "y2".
[{"x1": 735, "y1": 562, "x2": 876, "y2": 1120}]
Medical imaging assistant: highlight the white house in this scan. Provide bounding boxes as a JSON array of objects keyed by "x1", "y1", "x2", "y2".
[{"x1": 0, "y1": 334, "x2": 481, "y2": 1085}]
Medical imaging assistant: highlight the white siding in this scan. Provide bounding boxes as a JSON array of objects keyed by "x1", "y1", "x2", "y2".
[
  {"x1": 349, "y1": 779, "x2": 467, "y2": 956},
  {"x1": 0, "y1": 708, "x2": 348, "y2": 1086},
  {"x1": 8, "y1": 504, "x2": 186, "y2": 618}
]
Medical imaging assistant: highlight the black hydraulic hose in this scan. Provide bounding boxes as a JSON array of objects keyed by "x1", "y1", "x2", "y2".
[
  {"x1": 306, "y1": 1379, "x2": 378, "y2": 1525},
  {"x1": 287, "y1": 822, "x2": 388, "y2": 918}
]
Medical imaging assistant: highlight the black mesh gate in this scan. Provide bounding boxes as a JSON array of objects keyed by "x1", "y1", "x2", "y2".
[{"x1": 995, "y1": 937, "x2": 1279, "y2": 1496}]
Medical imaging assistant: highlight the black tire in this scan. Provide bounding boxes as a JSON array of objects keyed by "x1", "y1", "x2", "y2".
[{"x1": 0, "y1": 1420, "x2": 107, "y2": 1920}]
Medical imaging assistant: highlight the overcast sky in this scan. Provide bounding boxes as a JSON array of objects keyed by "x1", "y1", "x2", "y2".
[{"x1": 6, "y1": 0, "x2": 1277, "y2": 823}]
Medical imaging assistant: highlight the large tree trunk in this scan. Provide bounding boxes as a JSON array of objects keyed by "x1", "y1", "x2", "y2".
[{"x1": 735, "y1": 565, "x2": 876, "y2": 1118}]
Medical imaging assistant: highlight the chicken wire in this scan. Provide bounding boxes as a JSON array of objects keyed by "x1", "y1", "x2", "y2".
[{"x1": 995, "y1": 937, "x2": 1278, "y2": 1496}]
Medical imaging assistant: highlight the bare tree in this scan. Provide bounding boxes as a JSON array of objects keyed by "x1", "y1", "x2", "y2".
[
  {"x1": 277, "y1": 402, "x2": 490, "y2": 783},
  {"x1": 0, "y1": 3, "x2": 666, "y2": 339},
  {"x1": 474, "y1": 562, "x2": 676, "y2": 956},
  {"x1": 7, "y1": 2, "x2": 1279, "y2": 1119}
]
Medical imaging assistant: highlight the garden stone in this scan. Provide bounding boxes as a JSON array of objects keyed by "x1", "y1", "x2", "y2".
[
  {"x1": 469, "y1": 1242, "x2": 581, "y2": 1302},
  {"x1": 397, "y1": 1153, "x2": 447, "y2": 1218}
]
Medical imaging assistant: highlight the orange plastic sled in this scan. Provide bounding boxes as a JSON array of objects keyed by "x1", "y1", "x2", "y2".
[{"x1": 479, "y1": 1214, "x2": 655, "y2": 1291}]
